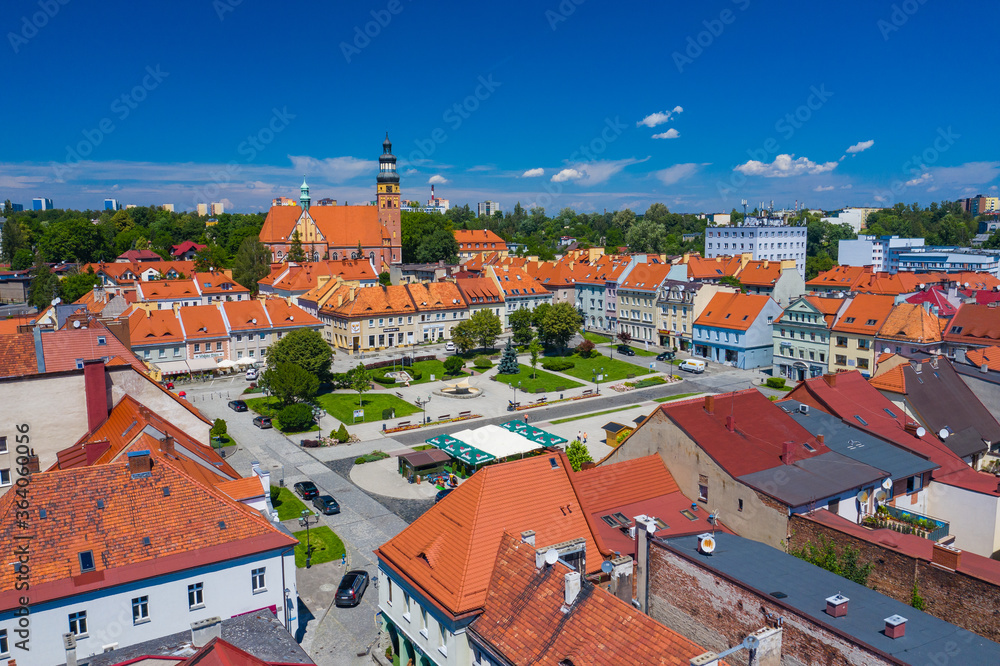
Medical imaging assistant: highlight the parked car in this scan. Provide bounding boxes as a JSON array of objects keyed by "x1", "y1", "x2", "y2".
[
  {"x1": 655, "y1": 351, "x2": 676, "y2": 362},
  {"x1": 294, "y1": 481, "x2": 319, "y2": 500},
  {"x1": 679, "y1": 359, "x2": 707, "y2": 373},
  {"x1": 252, "y1": 415, "x2": 273, "y2": 429},
  {"x1": 617, "y1": 345, "x2": 636, "y2": 356},
  {"x1": 335, "y1": 570, "x2": 370, "y2": 607},
  {"x1": 228, "y1": 399, "x2": 248, "y2": 412},
  {"x1": 444, "y1": 341, "x2": 455, "y2": 352},
  {"x1": 245, "y1": 368, "x2": 259, "y2": 380},
  {"x1": 435, "y1": 488, "x2": 454, "y2": 503},
  {"x1": 313, "y1": 494, "x2": 340, "y2": 515}
]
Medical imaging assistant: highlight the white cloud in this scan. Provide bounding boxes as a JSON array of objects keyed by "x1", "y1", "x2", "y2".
[
  {"x1": 521, "y1": 168, "x2": 545, "y2": 178},
  {"x1": 403, "y1": 168, "x2": 418, "y2": 176},
  {"x1": 922, "y1": 161, "x2": 1000, "y2": 187},
  {"x1": 655, "y1": 163, "x2": 700, "y2": 186},
  {"x1": 813, "y1": 185, "x2": 835, "y2": 192},
  {"x1": 428, "y1": 174, "x2": 449, "y2": 185},
  {"x1": 841, "y1": 184, "x2": 853, "y2": 189},
  {"x1": 552, "y1": 168, "x2": 584, "y2": 183},
  {"x1": 637, "y1": 106, "x2": 683, "y2": 128},
  {"x1": 905, "y1": 172, "x2": 932, "y2": 187},
  {"x1": 287, "y1": 155, "x2": 375, "y2": 183},
  {"x1": 733, "y1": 154, "x2": 838, "y2": 177},
  {"x1": 652, "y1": 129, "x2": 680, "y2": 140},
  {"x1": 846, "y1": 139, "x2": 875, "y2": 154}
]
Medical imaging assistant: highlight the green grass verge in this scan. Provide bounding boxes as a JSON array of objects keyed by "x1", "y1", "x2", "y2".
[
  {"x1": 493, "y1": 364, "x2": 584, "y2": 393},
  {"x1": 601, "y1": 343, "x2": 658, "y2": 357},
  {"x1": 316, "y1": 392, "x2": 421, "y2": 423},
  {"x1": 550, "y1": 405, "x2": 642, "y2": 425},
  {"x1": 759, "y1": 383, "x2": 795, "y2": 392},
  {"x1": 581, "y1": 331, "x2": 612, "y2": 343},
  {"x1": 293, "y1": 526, "x2": 346, "y2": 568},
  {"x1": 412, "y1": 444, "x2": 434, "y2": 451},
  {"x1": 654, "y1": 392, "x2": 702, "y2": 403},
  {"x1": 559, "y1": 352, "x2": 652, "y2": 383},
  {"x1": 270, "y1": 486, "x2": 313, "y2": 521}
]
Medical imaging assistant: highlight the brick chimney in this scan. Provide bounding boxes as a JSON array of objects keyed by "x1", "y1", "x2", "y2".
[
  {"x1": 725, "y1": 415, "x2": 735, "y2": 432},
  {"x1": 825, "y1": 593, "x2": 849, "y2": 617},
  {"x1": 704, "y1": 395, "x2": 715, "y2": 414},
  {"x1": 884, "y1": 614, "x2": 907, "y2": 639},
  {"x1": 127, "y1": 450, "x2": 153, "y2": 478},
  {"x1": 83, "y1": 360, "x2": 110, "y2": 432},
  {"x1": 932, "y1": 543, "x2": 962, "y2": 570},
  {"x1": 161, "y1": 434, "x2": 175, "y2": 456},
  {"x1": 782, "y1": 441, "x2": 797, "y2": 465},
  {"x1": 564, "y1": 571, "x2": 581, "y2": 606},
  {"x1": 823, "y1": 373, "x2": 837, "y2": 388},
  {"x1": 817, "y1": 434, "x2": 825, "y2": 445}
]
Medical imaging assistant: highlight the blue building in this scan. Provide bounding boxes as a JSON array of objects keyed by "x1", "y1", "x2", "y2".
[
  {"x1": 104, "y1": 198, "x2": 121, "y2": 211},
  {"x1": 32, "y1": 197, "x2": 53, "y2": 211},
  {"x1": 692, "y1": 291, "x2": 782, "y2": 369}
]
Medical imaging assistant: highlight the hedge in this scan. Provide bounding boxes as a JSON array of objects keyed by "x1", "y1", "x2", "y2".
[
  {"x1": 765, "y1": 377, "x2": 787, "y2": 389},
  {"x1": 363, "y1": 355, "x2": 436, "y2": 371},
  {"x1": 542, "y1": 358, "x2": 575, "y2": 372},
  {"x1": 473, "y1": 356, "x2": 493, "y2": 369},
  {"x1": 278, "y1": 403, "x2": 314, "y2": 431}
]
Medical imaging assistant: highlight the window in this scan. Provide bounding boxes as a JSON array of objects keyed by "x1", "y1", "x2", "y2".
[
  {"x1": 252, "y1": 567, "x2": 266, "y2": 593},
  {"x1": 857, "y1": 339, "x2": 870, "y2": 350},
  {"x1": 420, "y1": 608, "x2": 428, "y2": 637},
  {"x1": 836, "y1": 336, "x2": 848, "y2": 347},
  {"x1": 836, "y1": 354, "x2": 847, "y2": 366},
  {"x1": 907, "y1": 475, "x2": 923, "y2": 493},
  {"x1": 845, "y1": 317, "x2": 856, "y2": 324},
  {"x1": 387, "y1": 578, "x2": 393, "y2": 605},
  {"x1": 69, "y1": 611, "x2": 88, "y2": 637},
  {"x1": 0, "y1": 437, "x2": 6, "y2": 454},
  {"x1": 828, "y1": 499, "x2": 840, "y2": 514},
  {"x1": 854, "y1": 415, "x2": 869, "y2": 426},
  {"x1": 857, "y1": 358, "x2": 869, "y2": 370},
  {"x1": 403, "y1": 592, "x2": 411, "y2": 621},
  {"x1": 132, "y1": 596, "x2": 149, "y2": 624},
  {"x1": 188, "y1": 582, "x2": 204, "y2": 609},
  {"x1": 698, "y1": 474, "x2": 709, "y2": 503},
  {"x1": 866, "y1": 319, "x2": 877, "y2": 326},
  {"x1": 158, "y1": 348, "x2": 166, "y2": 359},
  {"x1": 194, "y1": 343, "x2": 201, "y2": 353},
  {"x1": 78, "y1": 550, "x2": 95, "y2": 572},
  {"x1": 97, "y1": 336, "x2": 106, "y2": 346},
  {"x1": 174, "y1": 346, "x2": 181, "y2": 357},
  {"x1": 0, "y1": 628, "x2": 7, "y2": 658},
  {"x1": 738, "y1": 499, "x2": 743, "y2": 512},
  {"x1": 439, "y1": 624, "x2": 448, "y2": 656},
  {"x1": 216, "y1": 341, "x2": 223, "y2": 351}
]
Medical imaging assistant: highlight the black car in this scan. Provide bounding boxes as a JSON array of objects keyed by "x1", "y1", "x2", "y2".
[
  {"x1": 435, "y1": 488, "x2": 454, "y2": 503},
  {"x1": 335, "y1": 570, "x2": 370, "y2": 607},
  {"x1": 294, "y1": 481, "x2": 319, "y2": 500},
  {"x1": 312, "y1": 494, "x2": 340, "y2": 515},
  {"x1": 252, "y1": 415, "x2": 272, "y2": 429},
  {"x1": 655, "y1": 351, "x2": 676, "y2": 362},
  {"x1": 617, "y1": 345, "x2": 636, "y2": 356},
  {"x1": 228, "y1": 400, "x2": 248, "y2": 412}
]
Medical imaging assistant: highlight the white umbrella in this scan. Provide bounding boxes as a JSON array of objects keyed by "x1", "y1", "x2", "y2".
[
  {"x1": 235, "y1": 357, "x2": 256, "y2": 367},
  {"x1": 217, "y1": 359, "x2": 237, "y2": 369}
]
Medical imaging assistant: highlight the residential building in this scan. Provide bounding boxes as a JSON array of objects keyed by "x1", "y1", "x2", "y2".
[
  {"x1": 6, "y1": 203, "x2": 23, "y2": 212},
  {"x1": 210, "y1": 201, "x2": 225, "y2": 216},
  {"x1": 104, "y1": 197, "x2": 121, "y2": 211},
  {"x1": 160, "y1": 203, "x2": 174, "y2": 212},
  {"x1": 967, "y1": 194, "x2": 1000, "y2": 216},
  {"x1": 389, "y1": 261, "x2": 460, "y2": 285},
  {"x1": 135, "y1": 279, "x2": 206, "y2": 309},
  {"x1": 616, "y1": 261, "x2": 671, "y2": 344},
  {"x1": 196, "y1": 203, "x2": 209, "y2": 216},
  {"x1": 896, "y1": 247, "x2": 1000, "y2": 276},
  {"x1": 477, "y1": 200, "x2": 500, "y2": 217},
  {"x1": 116, "y1": 249, "x2": 163, "y2": 263},
  {"x1": 409, "y1": 281, "x2": 469, "y2": 343},
  {"x1": 829, "y1": 293, "x2": 896, "y2": 376},
  {"x1": 704, "y1": 217, "x2": 807, "y2": 278},
  {"x1": 455, "y1": 277, "x2": 505, "y2": 323},
  {"x1": 455, "y1": 229, "x2": 508, "y2": 261},
  {"x1": 171, "y1": 240, "x2": 207, "y2": 260},
  {"x1": 195, "y1": 270, "x2": 251, "y2": 303},
  {"x1": 575, "y1": 254, "x2": 632, "y2": 334},
  {"x1": 656, "y1": 280, "x2": 736, "y2": 351},
  {"x1": 736, "y1": 258, "x2": 804, "y2": 307},
  {"x1": 33, "y1": 197, "x2": 54, "y2": 210},
  {"x1": 873, "y1": 302, "x2": 946, "y2": 358},
  {"x1": 692, "y1": 292, "x2": 782, "y2": 368},
  {"x1": 257, "y1": 260, "x2": 378, "y2": 300},
  {"x1": 838, "y1": 235, "x2": 925, "y2": 272},
  {"x1": 179, "y1": 304, "x2": 231, "y2": 364},
  {"x1": 820, "y1": 206, "x2": 882, "y2": 233},
  {"x1": 529, "y1": 258, "x2": 586, "y2": 305},
  {"x1": 773, "y1": 295, "x2": 842, "y2": 381},
  {"x1": 0, "y1": 457, "x2": 298, "y2": 665},
  {"x1": 706, "y1": 212, "x2": 730, "y2": 225},
  {"x1": 259, "y1": 136, "x2": 402, "y2": 268},
  {"x1": 87, "y1": 260, "x2": 197, "y2": 290},
  {"x1": 272, "y1": 196, "x2": 297, "y2": 206},
  {"x1": 942, "y1": 303, "x2": 1000, "y2": 357},
  {"x1": 488, "y1": 265, "x2": 551, "y2": 327},
  {"x1": 674, "y1": 253, "x2": 747, "y2": 283}
]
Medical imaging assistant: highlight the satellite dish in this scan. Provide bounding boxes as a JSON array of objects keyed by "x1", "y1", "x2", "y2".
[
  {"x1": 50, "y1": 297, "x2": 61, "y2": 306},
  {"x1": 883, "y1": 347, "x2": 891, "y2": 354},
  {"x1": 73, "y1": 320, "x2": 81, "y2": 328},
  {"x1": 882, "y1": 478, "x2": 893, "y2": 490},
  {"x1": 743, "y1": 635, "x2": 761, "y2": 651},
  {"x1": 875, "y1": 489, "x2": 887, "y2": 502},
  {"x1": 939, "y1": 428, "x2": 949, "y2": 440},
  {"x1": 698, "y1": 533, "x2": 716, "y2": 554},
  {"x1": 919, "y1": 284, "x2": 925, "y2": 290},
  {"x1": 600, "y1": 561, "x2": 614, "y2": 574},
  {"x1": 856, "y1": 490, "x2": 870, "y2": 504},
  {"x1": 646, "y1": 521, "x2": 657, "y2": 534},
  {"x1": 251, "y1": 318, "x2": 257, "y2": 324},
  {"x1": 965, "y1": 282, "x2": 970, "y2": 288},
  {"x1": 916, "y1": 427, "x2": 926, "y2": 438},
  {"x1": 544, "y1": 549, "x2": 559, "y2": 566}
]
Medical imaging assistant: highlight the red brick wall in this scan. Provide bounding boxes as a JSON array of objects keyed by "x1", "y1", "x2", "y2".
[
  {"x1": 787, "y1": 514, "x2": 1000, "y2": 643},
  {"x1": 647, "y1": 542, "x2": 893, "y2": 666}
]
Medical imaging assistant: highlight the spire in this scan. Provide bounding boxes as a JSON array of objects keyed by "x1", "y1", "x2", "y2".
[
  {"x1": 299, "y1": 176, "x2": 310, "y2": 212},
  {"x1": 378, "y1": 134, "x2": 399, "y2": 184},
  {"x1": 383, "y1": 131, "x2": 392, "y2": 153}
]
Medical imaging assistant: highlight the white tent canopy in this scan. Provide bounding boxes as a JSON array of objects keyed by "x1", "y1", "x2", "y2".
[
  {"x1": 235, "y1": 357, "x2": 258, "y2": 367},
  {"x1": 217, "y1": 359, "x2": 237, "y2": 369},
  {"x1": 450, "y1": 424, "x2": 546, "y2": 460}
]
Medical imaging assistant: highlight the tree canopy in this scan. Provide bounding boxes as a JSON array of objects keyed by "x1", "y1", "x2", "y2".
[{"x1": 265, "y1": 329, "x2": 332, "y2": 382}]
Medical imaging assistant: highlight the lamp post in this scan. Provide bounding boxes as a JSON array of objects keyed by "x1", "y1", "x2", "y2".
[
  {"x1": 593, "y1": 368, "x2": 604, "y2": 395},
  {"x1": 415, "y1": 394, "x2": 431, "y2": 424},
  {"x1": 298, "y1": 510, "x2": 319, "y2": 568},
  {"x1": 513, "y1": 381, "x2": 521, "y2": 408}
]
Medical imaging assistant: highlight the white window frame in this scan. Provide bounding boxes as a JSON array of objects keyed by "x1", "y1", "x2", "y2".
[
  {"x1": 69, "y1": 610, "x2": 88, "y2": 637},
  {"x1": 188, "y1": 582, "x2": 204, "y2": 609},
  {"x1": 132, "y1": 596, "x2": 149, "y2": 625},
  {"x1": 252, "y1": 567, "x2": 266, "y2": 593}
]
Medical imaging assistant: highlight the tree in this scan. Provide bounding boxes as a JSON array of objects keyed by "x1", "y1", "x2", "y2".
[
  {"x1": 278, "y1": 403, "x2": 315, "y2": 431},
  {"x1": 910, "y1": 583, "x2": 926, "y2": 611},
  {"x1": 575, "y1": 339, "x2": 596, "y2": 358},
  {"x1": 468, "y1": 309, "x2": 502, "y2": 349},
  {"x1": 528, "y1": 339, "x2": 542, "y2": 379},
  {"x1": 415, "y1": 227, "x2": 459, "y2": 264},
  {"x1": 232, "y1": 237, "x2": 273, "y2": 297},
  {"x1": 110, "y1": 209, "x2": 135, "y2": 234},
  {"x1": 718, "y1": 275, "x2": 745, "y2": 292},
  {"x1": 791, "y1": 537, "x2": 872, "y2": 586},
  {"x1": 498, "y1": 338, "x2": 520, "y2": 374},
  {"x1": 29, "y1": 254, "x2": 59, "y2": 309},
  {"x1": 531, "y1": 302, "x2": 552, "y2": 329},
  {"x1": 566, "y1": 439, "x2": 593, "y2": 471},
  {"x1": 378, "y1": 271, "x2": 391, "y2": 286},
  {"x1": 351, "y1": 362, "x2": 372, "y2": 408},
  {"x1": 193, "y1": 244, "x2": 229, "y2": 272},
  {"x1": 510, "y1": 308, "x2": 535, "y2": 346},
  {"x1": 612, "y1": 208, "x2": 636, "y2": 232},
  {"x1": 444, "y1": 355, "x2": 465, "y2": 375},
  {"x1": 266, "y1": 329, "x2": 332, "y2": 382},
  {"x1": 450, "y1": 320, "x2": 477, "y2": 354},
  {"x1": 210, "y1": 418, "x2": 228, "y2": 439},
  {"x1": 60, "y1": 270, "x2": 101, "y2": 302},
  {"x1": 538, "y1": 302, "x2": 583, "y2": 352},
  {"x1": 625, "y1": 218, "x2": 667, "y2": 253},
  {"x1": 1, "y1": 217, "x2": 27, "y2": 264},
  {"x1": 11, "y1": 248, "x2": 33, "y2": 271},
  {"x1": 617, "y1": 330, "x2": 632, "y2": 346},
  {"x1": 288, "y1": 231, "x2": 306, "y2": 262},
  {"x1": 261, "y1": 362, "x2": 319, "y2": 406}
]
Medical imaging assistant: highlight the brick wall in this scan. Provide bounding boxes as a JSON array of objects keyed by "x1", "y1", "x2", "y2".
[
  {"x1": 787, "y1": 514, "x2": 1000, "y2": 643},
  {"x1": 648, "y1": 541, "x2": 893, "y2": 666}
]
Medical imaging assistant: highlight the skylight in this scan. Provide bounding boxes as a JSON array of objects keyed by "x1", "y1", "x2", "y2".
[
  {"x1": 854, "y1": 415, "x2": 869, "y2": 426},
  {"x1": 884, "y1": 408, "x2": 897, "y2": 418}
]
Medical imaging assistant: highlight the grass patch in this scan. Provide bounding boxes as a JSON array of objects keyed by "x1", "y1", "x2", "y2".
[
  {"x1": 493, "y1": 364, "x2": 584, "y2": 393},
  {"x1": 270, "y1": 486, "x2": 313, "y2": 521},
  {"x1": 412, "y1": 444, "x2": 434, "y2": 451},
  {"x1": 550, "y1": 405, "x2": 642, "y2": 424},
  {"x1": 394, "y1": 359, "x2": 468, "y2": 385},
  {"x1": 244, "y1": 397, "x2": 319, "y2": 434},
  {"x1": 629, "y1": 376, "x2": 667, "y2": 389},
  {"x1": 559, "y1": 352, "x2": 652, "y2": 383},
  {"x1": 355, "y1": 450, "x2": 390, "y2": 464},
  {"x1": 293, "y1": 526, "x2": 346, "y2": 568},
  {"x1": 316, "y1": 392, "x2": 421, "y2": 423},
  {"x1": 602, "y1": 343, "x2": 658, "y2": 357},
  {"x1": 654, "y1": 392, "x2": 702, "y2": 403},
  {"x1": 759, "y1": 383, "x2": 795, "y2": 392},
  {"x1": 581, "y1": 331, "x2": 612, "y2": 343}
]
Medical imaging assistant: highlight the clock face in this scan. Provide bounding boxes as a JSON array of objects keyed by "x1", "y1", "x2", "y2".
[{"x1": 350, "y1": 322, "x2": 361, "y2": 334}]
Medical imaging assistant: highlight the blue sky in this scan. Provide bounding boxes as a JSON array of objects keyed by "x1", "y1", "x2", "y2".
[{"x1": 3, "y1": 0, "x2": 998, "y2": 214}]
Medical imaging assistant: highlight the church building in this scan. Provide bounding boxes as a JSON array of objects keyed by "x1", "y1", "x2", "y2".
[{"x1": 258, "y1": 134, "x2": 402, "y2": 269}]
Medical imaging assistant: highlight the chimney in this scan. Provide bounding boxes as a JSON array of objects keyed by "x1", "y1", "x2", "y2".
[
  {"x1": 33, "y1": 326, "x2": 45, "y2": 373},
  {"x1": 725, "y1": 415, "x2": 736, "y2": 432},
  {"x1": 145, "y1": 307, "x2": 151, "y2": 318},
  {"x1": 782, "y1": 441, "x2": 797, "y2": 465},
  {"x1": 190, "y1": 617, "x2": 222, "y2": 648},
  {"x1": 580, "y1": 461, "x2": 596, "y2": 470},
  {"x1": 704, "y1": 395, "x2": 715, "y2": 414},
  {"x1": 520, "y1": 530, "x2": 536, "y2": 546},
  {"x1": 162, "y1": 434, "x2": 175, "y2": 456},
  {"x1": 825, "y1": 593, "x2": 849, "y2": 617},
  {"x1": 884, "y1": 614, "x2": 907, "y2": 639},
  {"x1": 633, "y1": 515, "x2": 657, "y2": 612},
  {"x1": 83, "y1": 361, "x2": 110, "y2": 432},
  {"x1": 932, "y1": 543, "x2": 962, "y2": 570},
  {"x1": 609, "y1": 555, "x2": 634, "y2": 603},
  {"x1": 823, "y1": 373, "x2": 837, "y2": 388},
  {"x1": 127, "y1": 450, "x2": 153, "y2": 479},
  {"x1": 564, "y1": 571, "x2": 582, "y2": 606},
  {"x1": 817, "y1": 434, "x2": 825, "y2": 445},
  {"x1": 63, "y1": 633, "x2": 77, "y2": 666},
  {"x1": 904, "y1": 422, "x2": 919, "y2": 436}
]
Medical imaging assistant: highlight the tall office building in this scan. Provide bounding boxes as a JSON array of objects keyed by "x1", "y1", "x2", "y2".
[
  {"x1": 33, "y1": 198, "x2": 54, "y2": 211},
  {"x1": 104, "y1": 198, "x2": 121, "y2": 211},
  {"x1": 6, "y1": 203, "x2": 23, "y2": 212},
  {"x1": 161, "y1": 204, "x2": 174, "y2": 212},
  {"x1": 210, "y1": 202, "x2": 225, "y2": 216},
  {"x1": 196, "y1": 203, "x2": 209, "y2": 216},
  {"x1": 478, "y1": 200, "x2": 501, "y2": 217},
  {"x1": 704, "y1": 216, "x2": 807, "y2": 278}
]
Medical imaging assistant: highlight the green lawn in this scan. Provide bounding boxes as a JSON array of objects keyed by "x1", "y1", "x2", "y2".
[
  {"x1": 270, "y1": 486, "x2": 313, "y2": 521},
  {"x1": 654, "y1": 392, "x2": 702, "y2": 403},
  {"x1": 406, "y1": 359, "x2": 468, "y2": 385},
  {"x1": 558, "y1": 352, "x2": 652, "y2": 383},
  {"x1": 293, "y1": 526, "x2": 346, "y2": 568},
  {"x1": 581, "y1": 331, "x2": 612, "y2": 344},
  {"x1": 601, "y1": 343, "x2": 658, "y2": 357},
  {"x1": 551, "y1": 405, "x2": 642, "y2": 424},
  {"x1": 316, "y1": 392, "x2": 421, "y2": 423},
  {"x1": 244, "y1": 397, "x2": 318, "y2": 434},
  {"x1": 412, "y1": 444, "x2": 434, "y2": 451},
  {"x1": 759, "y1": 382, "x2": 795, "y2": 392},
  {"x1": 493, "y1": 364, "x2": 584, "y2": 394}
]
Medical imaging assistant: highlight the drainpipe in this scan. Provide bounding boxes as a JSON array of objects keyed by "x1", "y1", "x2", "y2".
[{"x1": 279, "y1": 544, "x2": 296, "y2": 632}]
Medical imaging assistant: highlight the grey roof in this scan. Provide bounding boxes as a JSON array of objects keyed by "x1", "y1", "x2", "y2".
[
  {"x1": 738, "y1": 451, "x2": 886, "y2": 507},
  {"x1": 662, "y1": 533, "x2": 1000, "y2": 664},
  {"x1": 602, "y1": 422, "x2": 629, "y2": 433},
  {"x1": 78, "y1": 609, "x2": 313, "y2": 666},
  {"x1": 781, "y1": 400, "x2": 938, "y2": 480}
]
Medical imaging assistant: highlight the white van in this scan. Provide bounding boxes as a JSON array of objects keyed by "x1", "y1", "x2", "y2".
[{"x1": 679, "y1": 359, "x2": 706, "y2": 374}]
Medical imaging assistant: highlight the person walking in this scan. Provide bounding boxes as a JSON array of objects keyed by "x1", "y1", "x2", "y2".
[
  {"x1": 583, "y1": 431, "x2": 588, "y2": 444},
  {"x1": 577, "y1": 430, "x2": 583, "y2": 443}
]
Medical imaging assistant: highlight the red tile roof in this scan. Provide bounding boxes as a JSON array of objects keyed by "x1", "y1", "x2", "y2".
[
  {"x1": 262, "y1": 298, "x2": 322, "y2": 329},
  {"x1": 944, "y1": 303, "x2": 1000, "y2": 346},
  {"x1": 573, "y1": 255, "x2": 631, "y2": 285},
  {"x1": 137, "y1": 279, "x2": 202, "y2": 301},
  {"x1": 965, "y1": 346, "x2": 1000, "y2": 372},
  {"x1": 195, "y1": 271, "x2": 251, "y2": 297},
  {"x1": 178, "y1": 304, "x2": 229, "y2": 340},
  {"x1": 877, "y1": 303, "x2": 946, "y2": 343},
  {"x1": 737, "y1": 259, "x2": 784, "y2": 287},
  {"x1": 619, "y1": 262, "x2": 671, "y2": 291},
  {"x1": 127, "y1": 307, "x2": 186, "y2": 346},
  {"x1": 172, "y1": 240, "x2": 207, "y2": 256},
  {"x1": 807, "y1": 265, "x2": 873, "y2": 290},
  {"x1": 217, "y1": 476, "x2": 267, "y2": 501},
  {"x1": 906, "y1": 286, "x2": 959, "y2": 317},
  {"x1": 0, "y1": 320, "x2": 147, "y2": 378},
  {"x1": 456, "y1": 277, "x2": 504, "y2": 304},
  {"x1": 259, "y1": 260, "x2": 377, "y2": 293},
  {"x1": 320, "y1": 283, "x2": 415, "y2": 318},
  {"x1": 686, "y1": 255, "x2": 743, "y2": 281},
  {"x1": 694, "y1": 292, "x2": 773, "y2": 331},
  {"x1": 260, "y1": 206, "x2": 385, "y2": 247},
  {"x1": 455, "y1": 229, "x2": 507, "y2": 251},
  {"x1": 0, "y1": 332, "x2": 39, "y2": 377},
  {"x1": 117, "y1": 249, "x2": 163, "y2": 262},
  {"x1": 492, "y1": 267, "x2": 550, "y2": 298},
  {"x1": 222, "y1": 300, "x2": 270, "y2": 332}
]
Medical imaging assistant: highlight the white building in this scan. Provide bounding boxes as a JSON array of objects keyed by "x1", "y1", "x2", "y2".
[
  {"x1": 821, "y1": 207, "x2": 882, "y2": 233},
  {"x1": 838, "y1": 235, "x2": 926, "y2": 272},
  {"x1": 210, "y1": 202, "x2": 225, "y2": 216},
  {"x1": 477, "y1": 201, "x2": 501, "y2": 217},
  {"x1": 704, "y1": 217, "x2": 807, "y2": 278},
  {"x1": 196, "y1": 203, "x2": 209, "y2": 216}
]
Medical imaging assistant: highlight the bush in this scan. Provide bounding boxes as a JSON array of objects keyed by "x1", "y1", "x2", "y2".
[
  {"x1": 542, "y1": 358, "x2": 575, "y2": 372},
  {"x1": 575, "y1": 340, "x2": 596, "y2": 358},
  {"x1": 765, "y1": 377, "x2": 787, "y2": 389},
  {"x1": 444, "y1": 355, "x2": 465, "y2": 375},
  {"x1": 355, "y1": 450, "x2": 389, "y2": 464},
  {"x1": 473, "y1": 356, "x2": 493, "y2": 369},
  {"x1": 332, "y1": 424, "x2": 350, "y2": 443},
  {"x1": 372, "y1": 372, "x2": 396, "y2": 386},
  {"x1": 278, "y1": 403, "x2": 314, "y2": 431}
]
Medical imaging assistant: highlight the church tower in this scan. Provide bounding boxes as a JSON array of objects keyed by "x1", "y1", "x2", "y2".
[
  {"x1": 377, "y1": 133, "x2": 401, "y2": 264},
  {"x1": 299, "y1": 176, "x2": 311, "y2": 212}
]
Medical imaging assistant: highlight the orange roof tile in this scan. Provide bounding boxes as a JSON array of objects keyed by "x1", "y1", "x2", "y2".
[
  {"x1": 0, "y1": 332, "x2": 38, "y2": 377},
  {"x1": 127, "y1": 307, "x2": 185, "y2": 346},
  {"x1": 222, "y1": 300, "x2": 270, "y2": 332},
  {"x1": 217, "y1": 476, "x2": 267, "y2": 501},
  {"x1": 877, "y1": 303, "x2": 946, "y2": 343},
  {"x1": 194, "y1": 271, "x2": 250, "y2": 296},
  {"x1": 737, "y1": 259, "x2": 783, "y2": 287},
  {"x1": 456, "y1": 277, "x2": 504, "y2": 304},
  {"x1": 831, "y1": 294, "x2": 895, "y2": 334},
  {"x1": 869, "y1": 364, "x2": 906, "y2": 393},
  {"x1": 408, "y1": 281, "x2": 467, "y2": 311},
  {"x1": 178, "y1": 304, "x2": 229, "y2": 339},
  {"x1": 619, "y1": 262, "x2": 671, "y2": 291},
  {"x1": 965, "y1": 346, "x2": 1000, "y2": 372},
  {"x1": 686, "y1": 255, "x2": 743, "y2": 280},
  {"x1": 492, "y1": 267, "x2": 550, "y2": 298},
  {"x1": 454, "y1": 229, "x2": 507, "y2": 251},
  {"x1": 944, "y1": 303, "x2": 1000, "y2": 345},
  {"x1": 260, "y1": 206, "x2": 385, "y2": 247},
  {"x1": 376, "y1": 452, "x2": 602, "y2": 617},
  {"x1": 320, "y1": 283, "x2": 416, "y2": 318},
  {"x1": 694, "y1": 292, "x2": 773, "y2": 331},
  {"x1": 806, "y1": 265, "x2": 872, "y2": 289},
  {"x1": 259, "y1": 260, "x2": 377, "y2": 293},
  {"x1": 138, "y1": 279, "x2": 201, "y2": 301},
  {"x1": 573, "y1": 255, "x2": 631, "y2": 285},
  {"x1": 262, "y1": 298, "x2": 322, "y2": 329}
]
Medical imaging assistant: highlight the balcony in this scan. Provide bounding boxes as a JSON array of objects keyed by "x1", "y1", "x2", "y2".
[{"x1": 862, "y1": 505, "x2": 949, "y2": 541}]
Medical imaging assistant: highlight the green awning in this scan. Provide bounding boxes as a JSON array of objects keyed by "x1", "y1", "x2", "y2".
[
  {"x1": 501, "y1": 420, "x2": 568, "y2": 447},
  {"x1": 427, "y1": 435, "x2": 496, "y2": 466}
]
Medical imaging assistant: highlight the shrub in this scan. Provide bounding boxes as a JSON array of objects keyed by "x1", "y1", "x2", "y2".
[
  {"x1": 333, "y1": 424, "x2": 350, "y2": 443},
  {"x1": 372, "y1": 372, "x2": 396, "y2": 386},
  {"x1": 473, "y1": 356, "x2": 493, "y2": 369},
  {"x1": 444, "y1": 355, "x2": 465, "y2": 375},
  {"x1": 542, "y1": 358, "x2": 575, "y2": 372},
  {"x1": 765, "y1": 377, "x2": 787, "y2": 389},
  {"x1": 575, "y1": 340, "x2": 596, "y2": 358},
  {"x1": 355, "y1": 450, "x2": 390, "y2": 464},
  {"x1": 277, "y1": 403, "x2": 314, "y2": 431}
]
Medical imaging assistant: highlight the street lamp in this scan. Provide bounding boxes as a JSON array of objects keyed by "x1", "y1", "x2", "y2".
[
  {"x1": 415, "y1": 394, "x2": 432, "y2": 424},
  {"x1": 298, "y1": 510, "x2": 319, "y2": 568},
  {"x1": 311, "y1": 404, "x2": 324, "y2": 436},
  {"x1": 593, "y1": 368, "x2": 604, "y2": 395},
  {"x1": 513, "y1": 381, "x2": 521, "y2": 409}
]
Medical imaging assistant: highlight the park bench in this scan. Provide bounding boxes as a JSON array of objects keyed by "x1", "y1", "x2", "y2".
[
  {"x1": 459, "y1": 411, "x2": 471, "y2": 418},
  {"x1": 438, "y1": 414, "x2": 450, "y2": 421},
  {"x1": 582, "y1": 389, "x2": 594, "y2": 396},
  {"x1": 395, "y1": 391, "x2": 404, "y2": 399},
  {"x1": 397, "y1": 421, "x2": 411, "y2": 428}
]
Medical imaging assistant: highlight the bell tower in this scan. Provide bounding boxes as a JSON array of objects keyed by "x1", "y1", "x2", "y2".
[{"x1": 377, "y1": 133, "x2": 401, "y2": 264}]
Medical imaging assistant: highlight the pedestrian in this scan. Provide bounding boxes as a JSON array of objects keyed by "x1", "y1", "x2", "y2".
[
  {"x1": 577, "y1": 430, "x2": 582, "y2": 443},
  {"x1": 524, "y1": 413, "x2": 529, "y2": 424},
  {"x1": 583, "y1": 431, "x2": 588, "y2": 444}
]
